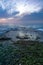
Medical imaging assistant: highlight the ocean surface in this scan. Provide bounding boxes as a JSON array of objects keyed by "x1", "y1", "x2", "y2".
[
  {"x1": 0, "y1": 24, "x2": 43, "y2": 42},
  {"x1": 0, "y1": 24, "x2": 43, "y2": 35}
]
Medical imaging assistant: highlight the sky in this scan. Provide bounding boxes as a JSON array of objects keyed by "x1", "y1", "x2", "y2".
[{"x1": 0, "y1": 0, "x2": 43, "y2": 25}]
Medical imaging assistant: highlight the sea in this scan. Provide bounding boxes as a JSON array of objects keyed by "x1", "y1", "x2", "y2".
[
  {"x1": 0, "y1": 24, "x2": 43, "y2": 42},
  {"x1": 0, "y1": 24, "x2": 43, "y2": 35},
  {"x1": 0, "y1": 24, "x2": 43, "y2": 32}
]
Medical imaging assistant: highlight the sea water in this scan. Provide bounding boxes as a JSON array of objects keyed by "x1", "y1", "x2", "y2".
[
  {"x1": 0, "y1": 24, "x2": 43, "y2": 42},
  {"x1": 0, "y1": 24, "x2": 43, "y2": 35}
]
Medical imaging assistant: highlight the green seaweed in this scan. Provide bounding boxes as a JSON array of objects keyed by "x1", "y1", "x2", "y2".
[{"x1": 0, "y1": 41, "x2": 43, "y2": 65}]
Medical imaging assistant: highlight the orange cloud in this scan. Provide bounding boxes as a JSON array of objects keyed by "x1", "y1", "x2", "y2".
[
  {"x1": 0, "y1": 18, "x2": 7, "y2": 23},
  {"x1": 0, "y1": 17, "x2": 21, "y2": 24}
]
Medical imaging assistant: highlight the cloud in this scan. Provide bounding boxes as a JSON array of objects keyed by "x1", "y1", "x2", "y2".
[
  {"x1": 0, "y1": 17, "x2": 20, "y2": 24},
  {"x1": 21, "y1": 9, "x2": 43, "y2": 21},
  {"x1": 0, "y1": 0, "x2": 43, "y2": 25},
  {"x1": 0, "y1": 0, "x2": 43, "y2": 16},
  {"x1": 0, "y1": 7, "x2": 19, "y2": 18},
  {"x1": 20, "y1": 9, "x2": 43, "y2": 24}
]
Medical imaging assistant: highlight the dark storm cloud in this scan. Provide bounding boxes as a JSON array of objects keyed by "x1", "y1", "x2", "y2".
[{"x1": 21, "y1": 9, "x2": 43, "y2": 21}]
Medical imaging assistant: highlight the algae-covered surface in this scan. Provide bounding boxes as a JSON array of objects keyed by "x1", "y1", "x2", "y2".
[{"x1": 0, "y1": 40, "x2": 43, "y2": 65}]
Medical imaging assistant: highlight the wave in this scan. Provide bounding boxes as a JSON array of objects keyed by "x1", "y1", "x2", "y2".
[
  {"x1": 0, "y1": 25, "x2": 43, "y2": 35},
  {"x1": 37, "y1": 29, "x2": 43, "y2": 31}
]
